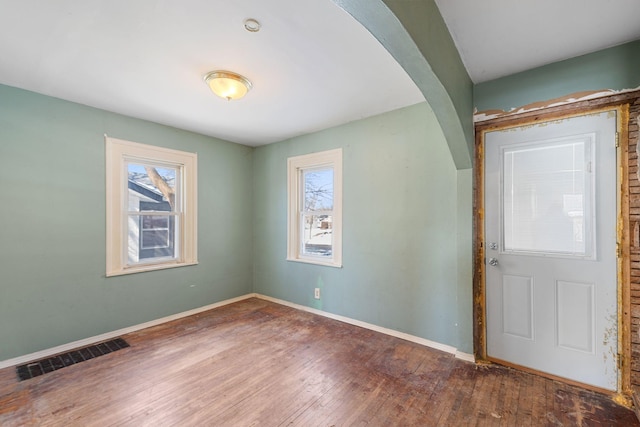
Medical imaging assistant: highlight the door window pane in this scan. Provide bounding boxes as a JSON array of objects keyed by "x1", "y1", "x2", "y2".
[{"x1": 502, "y1": 136, "x2": 593, "y2": 257}]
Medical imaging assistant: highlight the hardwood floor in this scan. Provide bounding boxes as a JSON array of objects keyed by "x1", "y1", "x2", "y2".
[{"x1": 0, "y1": 297, "x2": 637, "y2": 426}]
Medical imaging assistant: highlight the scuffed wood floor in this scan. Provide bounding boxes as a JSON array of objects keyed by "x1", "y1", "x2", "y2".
[{"x1": 0, "y1": 298, "x2": 637, "y2": 426}]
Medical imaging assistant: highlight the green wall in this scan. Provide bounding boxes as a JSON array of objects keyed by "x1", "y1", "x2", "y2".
[
  {"x1": 0, "y1": 84, "x2": 254, "y2": 361},
  {"x1": 456, "y1": 168, "x2": 473, "y2": 354},
  {"x1": 474, "y1": 40, "x2": 640, "y2": 113},
  {"x1": 253, "y1": 102, "x2": 472, "y2": 351},
  {"x1": 1, "y1": 83, "x2": 476, "y2": 362}
]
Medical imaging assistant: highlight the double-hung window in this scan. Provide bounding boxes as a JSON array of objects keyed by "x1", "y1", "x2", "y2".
[
  {"x1": 287, "y1": 148, "x2": 342, "y2": 267},
  {"x1": 106, "y1": 137, "x2": 197, "y2": 276}
]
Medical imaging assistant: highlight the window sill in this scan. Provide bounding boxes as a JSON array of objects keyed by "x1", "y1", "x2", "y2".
[
  {"x1": 106, "y1": 260, "x2": 198, "y2": 277},
  {"x1": 286, "y1": 257, "x2": 342, "y2": 269}
]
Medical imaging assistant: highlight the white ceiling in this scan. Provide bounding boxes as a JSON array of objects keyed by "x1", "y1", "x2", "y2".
[
  {"x1": 0, "y1": 0, "x2": 424, "y2": 146},
  {"x1": 1, "y1": 1, "x2": 639, "y2": 147},
  {"x1": 435, "y1": 0, "x2": 640, "y2": 84}
]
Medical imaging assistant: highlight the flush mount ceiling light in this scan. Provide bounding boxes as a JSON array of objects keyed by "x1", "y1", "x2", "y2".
[
  {"x1": 203, "y1": 71, "x2": 252, "y2": 101},
  {"x1": 244, "y1": 18, "x2": 261, "y2": 32}
]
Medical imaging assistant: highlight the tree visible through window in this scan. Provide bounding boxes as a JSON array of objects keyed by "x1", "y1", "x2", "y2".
[
  {"x1": 106, "y1": 136, "x2": 197, "y2": 276},
  {"x1": 302, "y1": 168, "x2": 334, "y2": 257},
  {"x1": 287, "y1": 149, "x2": 342, "y2": 267},
  {"x1": 127, "y1": 163, "x2": 177, "y2": 263}
]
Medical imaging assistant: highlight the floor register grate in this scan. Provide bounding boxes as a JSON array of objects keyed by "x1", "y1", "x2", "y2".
[{"x1": 16, "y1": 337, "x2": 130, "y2": 381}]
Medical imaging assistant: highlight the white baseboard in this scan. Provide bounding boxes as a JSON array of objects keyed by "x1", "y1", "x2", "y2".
[
  {"x1": 1, "y1": 292, "x2": 475, "y2": 370},
  {"x1": 455, "y1": 351, "x2": 476, "y2": 363},
  {"x1": 254, "y1": 294, "x2": 475, "y2": 363},
  {"x1": 0, "y1": 293, "x2": 257, "y2": 370}
]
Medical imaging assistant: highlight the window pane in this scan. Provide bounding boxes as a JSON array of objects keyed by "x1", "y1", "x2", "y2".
[
  {"x1": 503, "y1": 139, "x2": 591, "y2": 256},
  {"x1": 302, "y1": 214, "x2": 333, "y2": 257},
  {"x1": 303, "y1": 168, "x2": 333, "y2": 211},
  {"x1": 142, "y1": 216, "x2": 169, "y2": 229},
  {"x1": 126, "y1": 162, "x2": 178, "y2": 264},
  {"x1": 128, "y1": 214, "x2": 176, "y2": 264},
  {"x1": 141, "y1": 215, "x2": 170, "y2": 249},
  {"x1": 127, "y1": 163, "x2": 177, "y2": 212},
  {"x1": 142, "y1": 230, "x2": 170, "y2": 249}
]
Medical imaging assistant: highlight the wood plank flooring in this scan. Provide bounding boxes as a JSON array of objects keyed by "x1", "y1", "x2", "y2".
[{"x1": 0, "y1": 297, "x2": 637, "y2": 426}]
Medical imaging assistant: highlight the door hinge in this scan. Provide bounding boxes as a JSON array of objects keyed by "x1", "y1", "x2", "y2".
[
  {"x1": 617, "y1": 242, "x2": 622, "y2": 258},
  {"x1": 615, "y1": 132, "x2": 620, "y2": 148},
  {"x1": 618, "y1": 353, "x2": 624, "y2": 370}
]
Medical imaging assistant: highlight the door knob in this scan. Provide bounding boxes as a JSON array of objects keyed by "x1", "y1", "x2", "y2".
[{"x1": 488, "y1": 258, "x2": 499, "y2": 266}]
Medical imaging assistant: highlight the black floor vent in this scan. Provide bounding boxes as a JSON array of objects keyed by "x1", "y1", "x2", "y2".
[{"x1": 16, "y1": 337, "x2": 130, "y2": 381}]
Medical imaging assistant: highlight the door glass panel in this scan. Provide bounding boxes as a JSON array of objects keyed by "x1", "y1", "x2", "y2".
[{"x1": 502, "y1": 135, "x2": 594, "y2": 257}]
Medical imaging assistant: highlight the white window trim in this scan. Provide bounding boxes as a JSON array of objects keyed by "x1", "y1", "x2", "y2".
[
  {"x1": 287, "y1": 148, "x2": 342, "y2": 268},
  {"x1": 105, "y1": 136, "x2": 198, "y2": 276}
]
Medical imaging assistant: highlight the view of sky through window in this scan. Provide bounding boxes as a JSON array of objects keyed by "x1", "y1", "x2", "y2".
[{"x1": 304, "y1": 168, "x2": 333, "y2": 211}]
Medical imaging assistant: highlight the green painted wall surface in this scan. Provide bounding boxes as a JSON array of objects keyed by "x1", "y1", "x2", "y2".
[
  {"x1": 474, "y1": 40, "x2": 640, "y2": 113},
  {"x1": 456, "y1": 168, "x2": 473, "y2": 354},
  {"x1": 253, "y1": 102, "x2": 471, "y2": 350},
  {"x1": 0, "y1": 84, "x2": 254, "y2": 361}
]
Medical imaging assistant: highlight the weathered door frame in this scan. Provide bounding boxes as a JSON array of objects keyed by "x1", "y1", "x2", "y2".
[{"x1": 473, "y1": 93, "x2": 633, "y2": 396}]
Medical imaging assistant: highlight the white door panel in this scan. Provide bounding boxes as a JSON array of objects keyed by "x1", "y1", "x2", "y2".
[{"x1": 485, "y1": 111, "x2": 617, "y2": 390}]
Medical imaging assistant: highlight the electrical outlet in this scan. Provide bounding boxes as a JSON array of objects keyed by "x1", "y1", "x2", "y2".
[{"x1": 314, "y1": 288, "x2": 320, "y2": 299}]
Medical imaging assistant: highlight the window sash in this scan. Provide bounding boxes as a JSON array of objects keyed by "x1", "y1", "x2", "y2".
[
  {"x1": 125, "y1": 212, "x2": 180, "y2": 266},
  {"x1": 299, "y1": 167, "x2": 334, "y2": 260},
  {"x1": 299, "y1": 213, "x2": 334, "y2": 258},
  {"x1": 141, "y1": 229, "x2": 170, "y2": 249},
  {"x1": 301, "y1": 167, "x2": 334, "y2": 211},
  {"x1": 139, "y1": 213, "x2": 174, "y2": 250}
]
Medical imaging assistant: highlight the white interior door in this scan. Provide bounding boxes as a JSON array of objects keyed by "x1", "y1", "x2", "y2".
[{"x1": 484, "y1": 110, "x2": 618, "y2": 390}]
